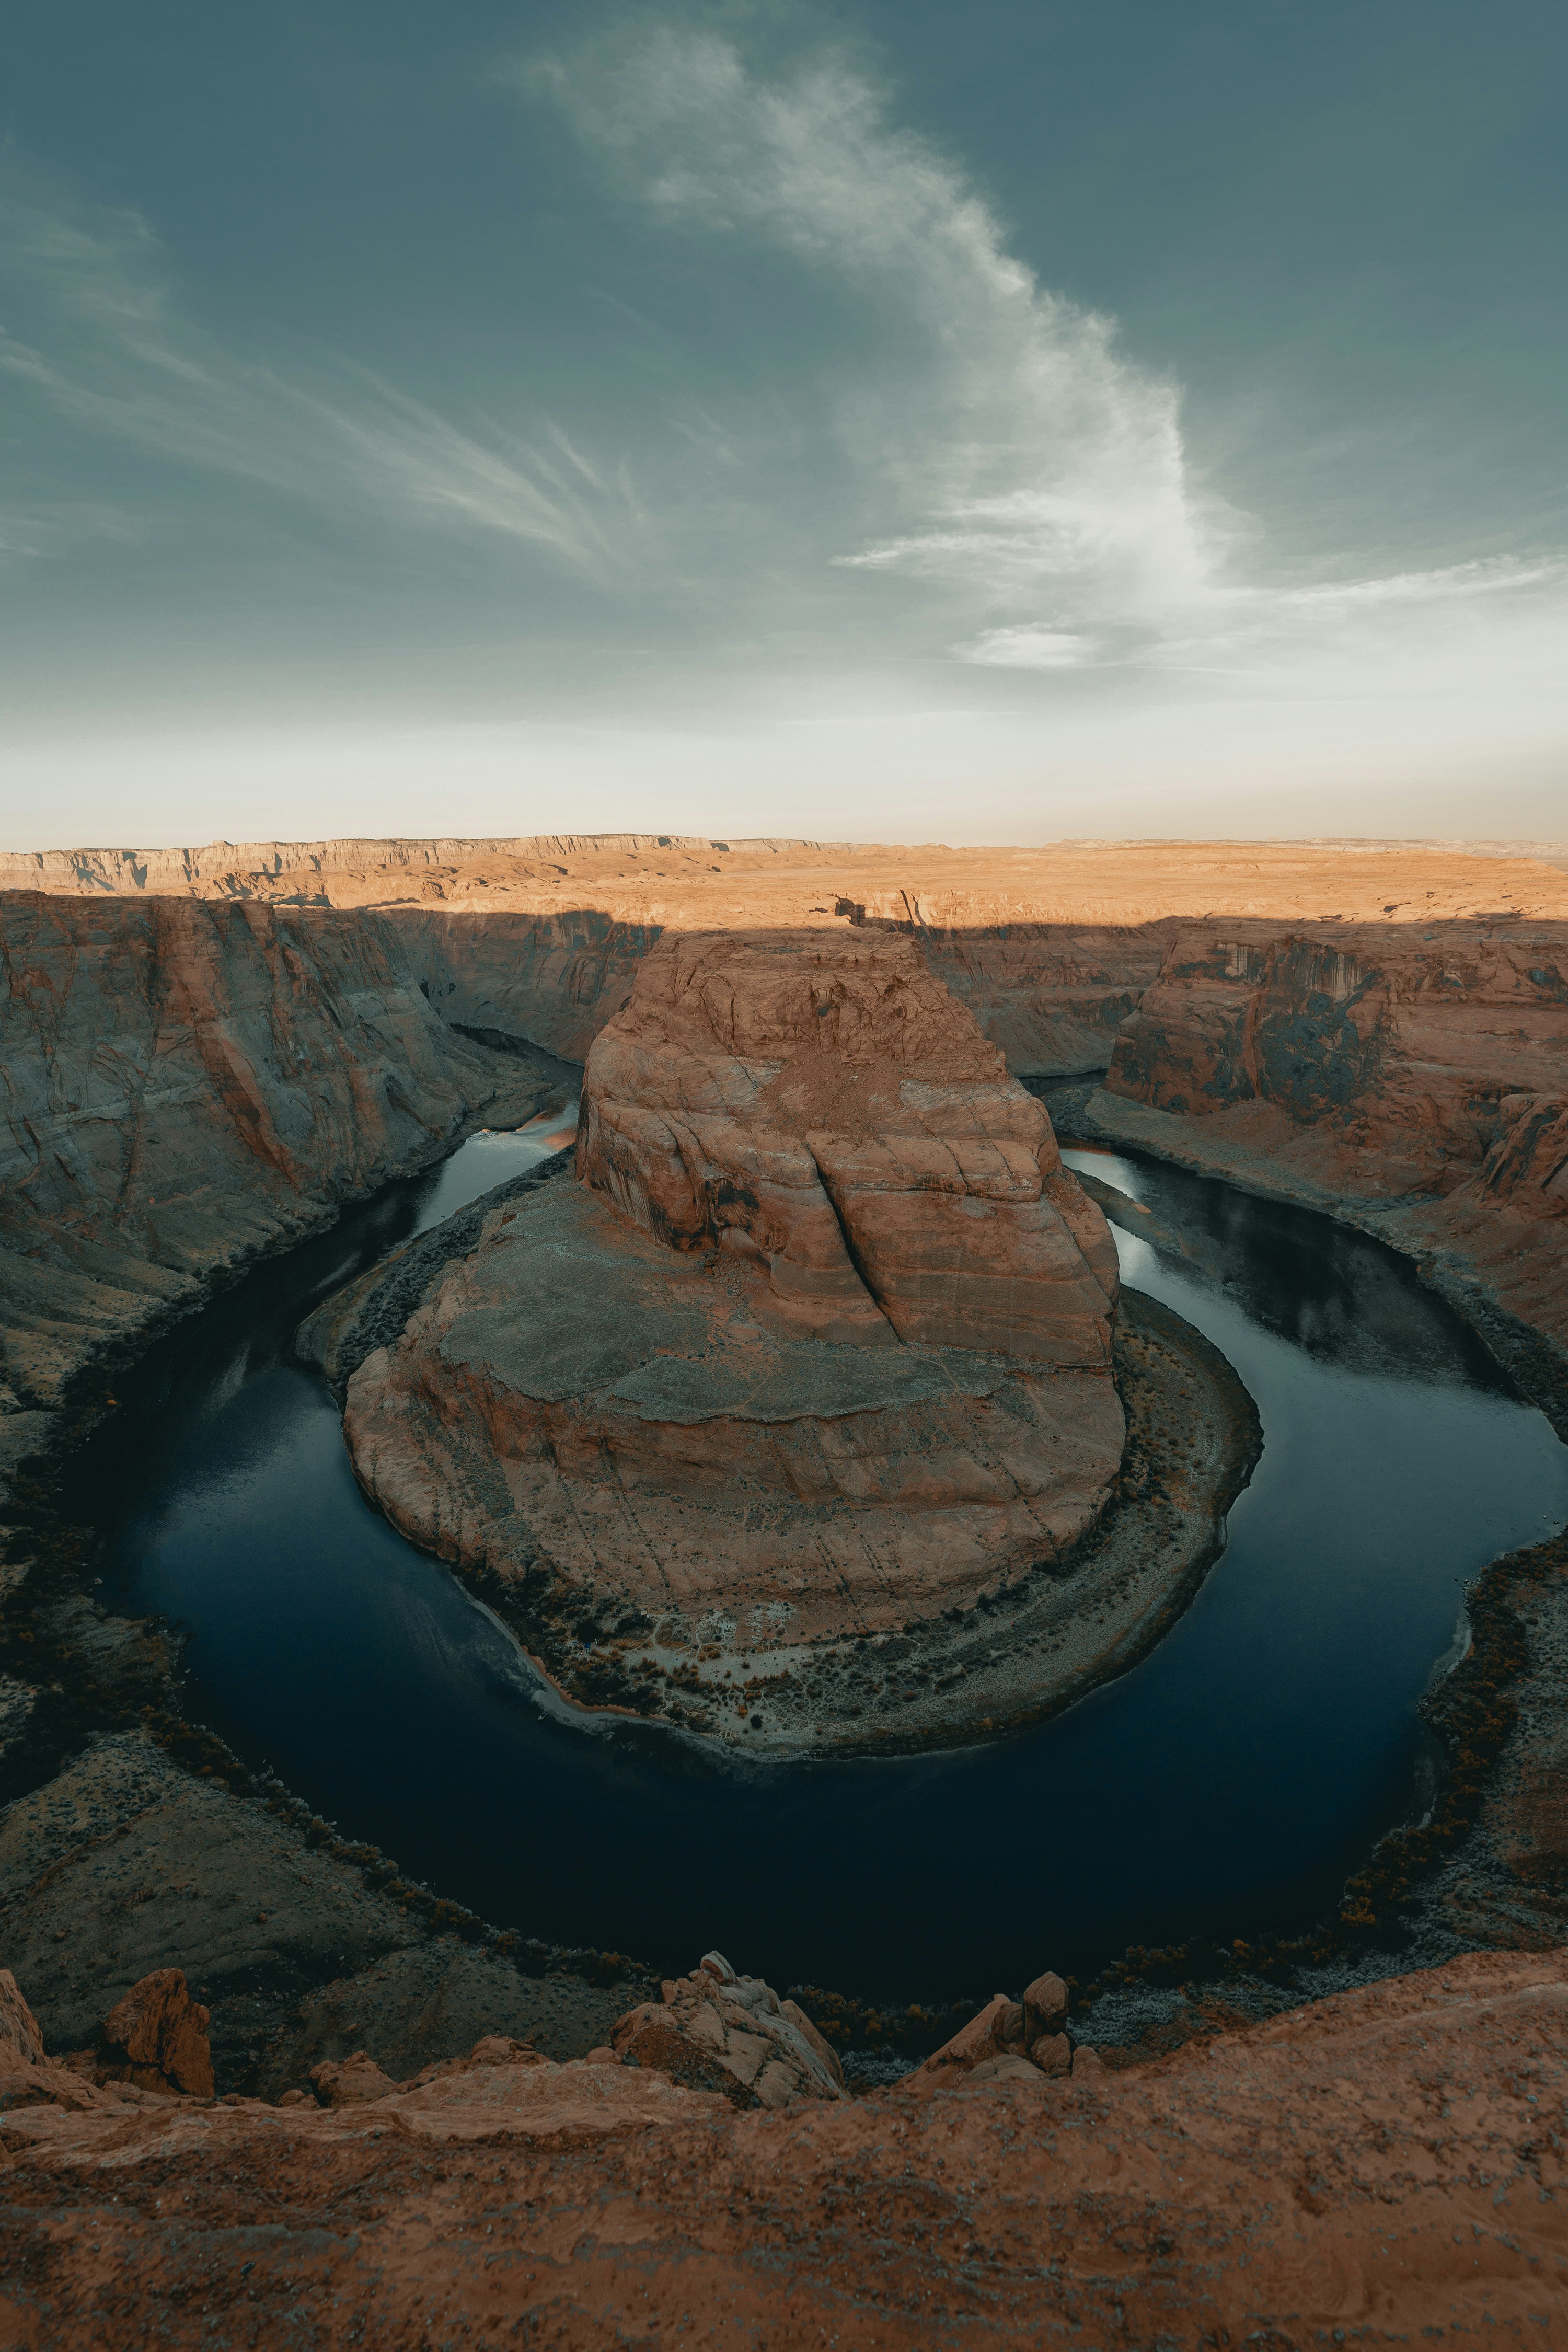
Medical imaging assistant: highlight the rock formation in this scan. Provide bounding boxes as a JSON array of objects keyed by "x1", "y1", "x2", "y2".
[
  {"x1": 1, "y1": 1948, "x2": 1564, "y2": 2346},
  {"x1": 577, "y1": 930, "x2": 1120, "y2": 1358},
  {"x1": 0, "y1": 889, "x2": 560, "y2": 1512},
  {"x1": 1088, "y1": 916, "x2": 1568, "y2": 1362},
  {"x1": 88, "y1": 1968, "x2": 215, "y2": 2099},
  {"x1": 340, "y1": 932, "x2": 1127, "y2": 1718},
  {"x1": 610, "y1": 1951, "x2": 845, "y2": 2109},
  {"x1": 901, "y1": 1969, "x2": 1109, "y2": 2092},
  {"x1": 0, "y1": 1964, "x2": 214, "y2": 2117}
]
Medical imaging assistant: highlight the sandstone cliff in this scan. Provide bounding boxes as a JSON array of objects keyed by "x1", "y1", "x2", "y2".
[
  {"x1": 0, "y1": 891, "x2": 553, "y2": 1495},
  {"x1": 339, "y1": 935, "x2": 1129, "y2": 1722},
  {"x1": 579, "y1": 930, "x2": 1120, "y2": 1358},
  {"x1": 1094, "y1": 915, "x2": 1568, "y2": 1359},
  {"x1": 11, "y1": 835, "x2": 1564, "y2": 1079}
]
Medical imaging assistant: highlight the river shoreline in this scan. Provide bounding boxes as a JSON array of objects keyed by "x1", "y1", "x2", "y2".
[{"x1": 3, "y1": 1088, "x2": 1565, "y2": 2089}]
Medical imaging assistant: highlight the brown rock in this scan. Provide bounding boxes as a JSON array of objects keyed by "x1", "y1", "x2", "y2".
[
  {"x1": 959, "y1": 2053, "x2": 1044, "y2": 2090},
  {"x1": 1022, "y1": 1968, "x2": 1069, "y2": 2036},
  {"x1": 0, "y1": 889, "x2": 547, "y2": 1449},
  {"x1": 610, "y1": 1954, "x2": 844, "y2": 2109},
  {"x1": 910, "y1": 1992, "x2": 1014, "y2": 2081},
  {"x1": 0, "y1": 1969, "x2": 45, "y2": 2070},
  {"x1": 4, "y1": 1947, "x2": 1559, "y2": 2345},
  {"x1": 342, "y1": 936, "x2": 1127, "y2": 1684},
  {"x1": 579, "y1": 929, "x2": 1119, "y2": 1363},
  {"x1": 98, "y1": 1969, "x2": 214, "y2": 2100},
  {"x1": 308, "y1": 2050, "x2": 399, "y2": 2107},
  {"x1": 1029, "y1": 2032, "x2": 1073, "y2": 2076},
  {"x1": 1071, "y1": 2044, "x2": 1107, "y2": 2080}
]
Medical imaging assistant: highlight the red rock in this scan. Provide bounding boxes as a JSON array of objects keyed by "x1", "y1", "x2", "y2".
[
  {"x1": 579, "y1": 930, "x2": 1119, "y2": 1363},
  {"x1": 1029, "y1": 2032, "x2": 1072, "y2": 2076},
  {"x1": 5, "y1": 1949, "x2": 1562, "y2": 2346},
  {"x1": 98, "y1": 1969, "x2": 214, "y2": 2100},
  {"x1": 343, "y1": 937, "x2": 1128, "y2": 1674},
  {"x1": 0, "y1": 1970, "x2": 45, "y2": 2070},
  {"x1": 910, "y1": 1991, "x2": 1014, "y2": 2080},
  {"x1": 308, "y1": 2050, "x2": 398, "y2": 2107},
  {"x1": 611, "y1": 1958, "x2": 845, "y2": 2110},
  {"x1": 1022, "y1": 1967, "x2": 1068, "y2": 2036}
]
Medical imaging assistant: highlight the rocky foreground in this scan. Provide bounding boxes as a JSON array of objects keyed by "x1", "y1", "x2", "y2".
[{"x1": 2, "y1": 1946, "x2": 1564, "y2": 2346}]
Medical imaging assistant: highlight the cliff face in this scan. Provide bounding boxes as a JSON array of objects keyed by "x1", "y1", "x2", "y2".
[
  {"x1": 1106, "y1": 920, "x2": 1568, "y2": 1196},
  {"x1": 579, "y1": 930, "x2": 1119, "y2": 1361},
  {"x1": 0, "y1": 892, "x2": 542, "y2": 1458},
  {"x1": 1079, "y1": 915, "x2": 1568, "y2": 1370},
  {"x1": 11, "y1": 835, "x2": 1565, "y2": 1081}
]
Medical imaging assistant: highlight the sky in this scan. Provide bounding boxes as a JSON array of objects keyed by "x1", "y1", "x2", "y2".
[{"x1": 2, "y1": 0, "x2": 1564, "y2": 848}]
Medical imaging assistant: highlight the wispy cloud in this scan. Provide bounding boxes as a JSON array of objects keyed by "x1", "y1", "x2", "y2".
[
  {"x1": 0, "y1": 171, "x2": 635, "y2": 570},
  {"x1": 526, "y1": 23, "x2": 1565, "y2": 685},
  {"x1": 524, "y1": 27, "x2": 1216, "y2": 641}
]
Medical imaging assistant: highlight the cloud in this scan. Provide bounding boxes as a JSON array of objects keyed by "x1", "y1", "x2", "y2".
[
  {"x1": 524, "y1": 26, "x2": 1217, "y2": 629},
  {"x1": 526, "y1": 22, "x2": 1566, "y2": 691},
  {"x1": 0, "y1": 170, "x2": 636, "y2": 570}
]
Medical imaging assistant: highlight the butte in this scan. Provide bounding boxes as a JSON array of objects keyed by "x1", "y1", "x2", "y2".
[{"x1": 329, "y1": 931, "x2": 1249, "y2": 1746}]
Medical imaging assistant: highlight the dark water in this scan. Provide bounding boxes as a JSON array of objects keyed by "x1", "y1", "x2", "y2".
[{"x1": 76, "y1": 1123, "x2": 1568, "y2": 2004}]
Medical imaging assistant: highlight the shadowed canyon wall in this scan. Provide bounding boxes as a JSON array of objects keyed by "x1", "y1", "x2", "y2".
[
  {"x1": 0, "y1": 892, "x2": 551, "y2": 1493},
  {"x1": 5, "y1": 836, "x2": 1567, "y2": 1442}
]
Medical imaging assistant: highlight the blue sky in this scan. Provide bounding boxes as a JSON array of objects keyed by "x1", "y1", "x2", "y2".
[{"x1": 2, "y1": 1, "x2": 1564, "y2": 846}]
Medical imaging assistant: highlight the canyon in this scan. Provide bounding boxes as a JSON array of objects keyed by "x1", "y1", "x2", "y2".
[
  {"x1": 327, "y1": 929, "x2": 1252, "y2": 1745},
  {"x1": 3, "y1": 833, "x2": 1567, "y2": 2344}
]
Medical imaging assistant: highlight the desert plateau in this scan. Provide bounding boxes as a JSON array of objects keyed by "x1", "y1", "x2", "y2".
[{"x1": 2, "y1": 831, "x2": 1566, "y2": 2344}]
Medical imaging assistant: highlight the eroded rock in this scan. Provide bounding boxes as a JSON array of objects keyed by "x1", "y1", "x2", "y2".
[
  {"x1": 611, "y1": 1953, "x2": 844, "y2": 2109},
  {"x1": 97, "y1": 1969, "x2": 215, "y2": 2100}
]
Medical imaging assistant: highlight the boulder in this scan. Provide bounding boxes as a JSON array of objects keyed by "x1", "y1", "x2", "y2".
[
  {"x1": 1023, "y1": 1969, "x2": 1069, "y2": 2038},
  {"x1": 910, "y1": 1975, "x2": 1087, "y2": 2091},
  {"x1": 309, "y1": 2051, "x2": 399, "y2": 2107},
  {"x1": 1029, "y1": 2032, "x2": 1072, "y2": 2076},
  {"x1": 610, "y1": 1954, "x2": 844, "y2": 2110},
  {"x1": 98, "y1": 1969, "x2": 215, "y2": 2100}
]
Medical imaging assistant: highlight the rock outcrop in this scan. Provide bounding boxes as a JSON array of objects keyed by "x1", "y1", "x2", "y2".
[
  {"x1": 1, "y1": 1949, "x2": 1564, "y2": 2346},
  {"x1": 340, "y1": 936, "x2": 1127, "y2": 1721},
  {"x1": 578, "y1": 930, "x2": 1120, "y2": 1359},
  {"x1": 904, "y1": 1970, "x2": 1105, "y2": 2093},
  {"x1": 90, "y1": 1968, "x2": 215, "y2": 2099},
  {"x1": 0, "y1": 890, "x2": 559, "y2": 1504},
  {"x1": 1093, "y1": 917, "x2": 1568, "y2": 1362},
  {"x1": 610, "y1": 1951, "x2": 845, "y2": 2109}
]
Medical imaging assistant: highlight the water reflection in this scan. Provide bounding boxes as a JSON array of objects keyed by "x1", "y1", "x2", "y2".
[{"x1": 74, "y1": 1122, "x2": 1568, "y2": 2003}]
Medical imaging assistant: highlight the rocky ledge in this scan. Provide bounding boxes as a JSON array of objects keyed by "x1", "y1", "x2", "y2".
[
  {"x1": 325, "y1": 931, "x2": 1258, "y2": 1748},
  {"x1": 2, "y1": 1946, "x2": 1563, "y2": 2347}
]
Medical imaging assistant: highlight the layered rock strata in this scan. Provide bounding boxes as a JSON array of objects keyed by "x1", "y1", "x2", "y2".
[
  {"x1": 576, "y1": 930, "x2": 1121, "y2": 1359},
  {"x1": 341, "y1": 936, "x2": 1131, "y2": 1724},
  {"x1": 2, "y1": 1949, "x2": 1564, "y2": 2347},
  {"x1": 0, "y1": 890, "x2": 559, "y2": 1508},
  {"x1": 1087, "y1": 915, "x2": 1568, "y2": 1365}
]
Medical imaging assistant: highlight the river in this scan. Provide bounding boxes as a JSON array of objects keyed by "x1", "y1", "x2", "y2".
[{"x1": 75, "y1": 1108, "x2": 1568, "y2": 2002}]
